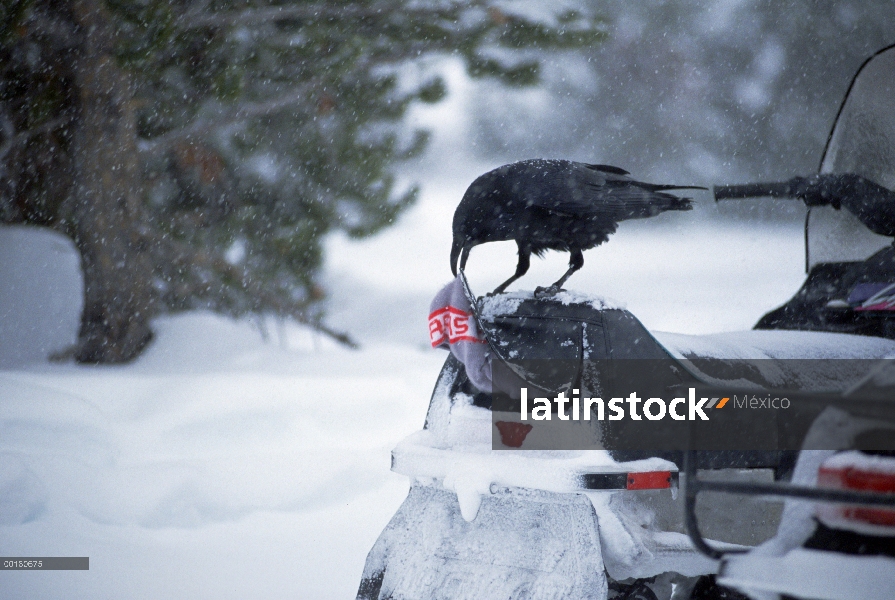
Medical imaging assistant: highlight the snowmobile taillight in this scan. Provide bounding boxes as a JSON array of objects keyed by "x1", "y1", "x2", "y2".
[
  {"x1": 494, "y1": 421, "x2": 533, "y2": 448},
  {"x1": 580, "y1": 471, "x2": 677, "y2": 490},
  {"x1": 816, "y1": 451, "x2": 895, "y2": 532},
  {"x1": 626, "y1": 471, "x2": 674, "y2": 490}
]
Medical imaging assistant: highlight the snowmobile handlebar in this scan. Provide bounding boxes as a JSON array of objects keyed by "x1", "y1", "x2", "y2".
[
  {"x1": 713, "y1": 173, "x2": 895, "y2": 237},
  {"x1": 713, "y1": 181, "x2": 796, "y2": 200}
]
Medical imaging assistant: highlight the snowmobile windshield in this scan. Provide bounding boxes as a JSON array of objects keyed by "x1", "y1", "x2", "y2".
[{"x1": 809, "y1": 45, "x2": 895, "y2": 268}]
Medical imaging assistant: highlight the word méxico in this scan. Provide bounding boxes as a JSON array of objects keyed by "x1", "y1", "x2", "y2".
[{"x1": 519, "y1": 388, "x2": 729, "y2": 421}]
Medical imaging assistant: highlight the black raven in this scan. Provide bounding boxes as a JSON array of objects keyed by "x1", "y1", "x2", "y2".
[{"x1": 451, "y1": 159, "x2": 704, "y2": 294}]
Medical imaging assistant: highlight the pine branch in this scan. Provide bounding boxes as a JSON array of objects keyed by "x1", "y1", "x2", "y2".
[
  {"x1": 0, "y1": 115, "x2": 70, "y2": 163},
  {"x1": 175, "y1": 1, "x2": 476, "y2": 31},
  {"x1": 138, "y1": 83, "x2": 317, "y2": 155},
  {"x1": 151, "y1": 234, "x2": 359, "y2": 348},
  {"x1": 22, "y1": 8, "x2": 80, "y2": 49}
]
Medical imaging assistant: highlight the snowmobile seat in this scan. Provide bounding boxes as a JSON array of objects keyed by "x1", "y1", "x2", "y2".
[{"x1": 459, "y1": 292, "x2": 895, "y2": 468}]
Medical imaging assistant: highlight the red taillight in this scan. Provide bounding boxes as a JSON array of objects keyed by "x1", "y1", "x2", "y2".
[
  {"x1": 817, "y1": 452, "x2": 895, "y2": 531},
  {"x1": 495, "y1": 421, "x2": 533, "y2": 448},
  {"x1": 627, "y1": 471, "x2": 673, "y2": 490}
]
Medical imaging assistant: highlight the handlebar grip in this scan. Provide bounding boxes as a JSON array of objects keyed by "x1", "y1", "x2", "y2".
[{"x1": 713, "y1": 182, "x2": 795, "y2": 200}]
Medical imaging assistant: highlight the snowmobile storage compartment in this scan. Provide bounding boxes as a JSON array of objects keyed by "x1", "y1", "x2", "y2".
[
  {"x1": 476, "y1": 292, "x2": 691, "y2": 420},
  {"x1": 476, "y1": 292, "x2": 678, "y2": 365},
  {"x1": 475, "y1": 294, "x2": 719, "y2": 459},
  {"x1": 475, "y1": 293, "x2": 895, "y2": 448}
]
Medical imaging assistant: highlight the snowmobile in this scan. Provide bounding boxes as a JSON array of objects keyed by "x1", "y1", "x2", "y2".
[
  {"x1": 357, "y1": 44, "x2": 895, "y2": 600},
  {"x1": 682, "y1": 44, "x2": 895, "y2": 600}
]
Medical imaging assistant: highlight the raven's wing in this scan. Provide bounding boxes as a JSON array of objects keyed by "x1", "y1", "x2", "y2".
[
  {"x1": 584, "y1": 164, "x2": 630, "y2": 176},
  {"x1": 523, "y1": 161, "x2": 702, "y2": 217}
]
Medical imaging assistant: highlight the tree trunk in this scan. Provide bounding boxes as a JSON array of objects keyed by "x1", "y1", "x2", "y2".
[{"x1": 63, "y1": 0, "x2": 156, "y2": 363}]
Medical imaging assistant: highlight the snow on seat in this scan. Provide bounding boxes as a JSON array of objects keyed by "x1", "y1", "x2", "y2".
[
  {"x1": 654, "y1": 329, "x2": 895, "y2": 361},
  {"x1": 653, "y1": 329, "x2": 895, "y2": 391}
]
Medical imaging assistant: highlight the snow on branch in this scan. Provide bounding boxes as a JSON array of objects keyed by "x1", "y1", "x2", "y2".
[
  {"x1": 139, "y1": 83, "x2": 318, "y2": 155},
  {"x1": 175, "y1": 1, "x2": 477, "y2": 31}
]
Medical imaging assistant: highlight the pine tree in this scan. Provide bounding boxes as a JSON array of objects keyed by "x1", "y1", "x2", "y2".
[{"x1": 0, "y1": 0, "x2": 605, "y2": 362}]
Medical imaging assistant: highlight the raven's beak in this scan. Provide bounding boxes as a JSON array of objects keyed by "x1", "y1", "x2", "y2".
[{"x1": 450, "y1": 239, "x2": 462, "y2": 277}]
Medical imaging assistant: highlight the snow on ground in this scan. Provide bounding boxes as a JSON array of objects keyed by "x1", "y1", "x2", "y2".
[
  {"x1": 0, "y1": 227, "x2": 82, "y2": 369},
  {"x1": 1, "y1": 311, "x2": 444, "y2": 598}
]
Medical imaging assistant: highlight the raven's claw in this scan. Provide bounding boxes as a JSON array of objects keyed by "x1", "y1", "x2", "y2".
[{"x1": 534, "y1": 285, "x2": 563, "y2": 297}]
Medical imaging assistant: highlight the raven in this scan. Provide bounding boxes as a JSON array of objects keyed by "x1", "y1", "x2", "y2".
[{"x1": 451, "y1": 159, "x2": 704, "y2": 294}]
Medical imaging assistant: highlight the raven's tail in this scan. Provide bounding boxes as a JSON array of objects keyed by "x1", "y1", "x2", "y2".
[
  {"x1": 642, "y1": 183, "x2": 704, "y2": 212},
  {"x1": 660, "y1": 194, "x2": 694, "y2": 211},
  {"x1": 613, "y1": 190, "x2": 694, "y2": 219}
]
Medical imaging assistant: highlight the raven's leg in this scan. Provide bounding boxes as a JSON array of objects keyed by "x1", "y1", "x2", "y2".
[
  {"x1": 536, "y1": 248, "x2": 583, "y2": 295},
  {"x1": 493, "y1": 242, "x2": 531, "y2": 294},
  {"x1": 555, "y1": 248, "x2": 585, "y2": 288}
]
